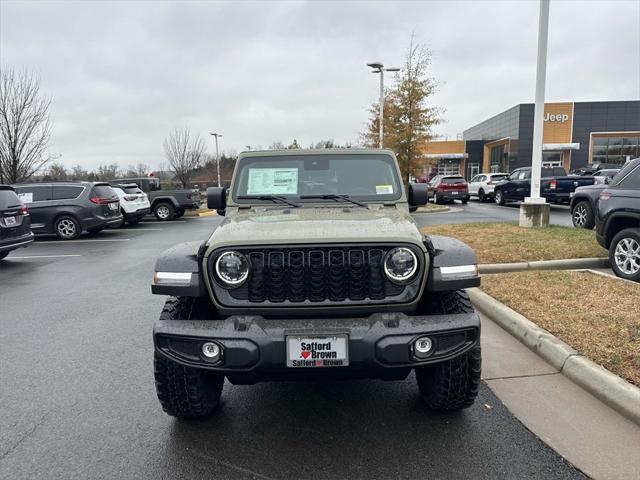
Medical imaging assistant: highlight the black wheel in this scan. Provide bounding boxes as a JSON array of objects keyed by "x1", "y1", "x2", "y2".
[
  {"x1": 54, "y1": 215, "x2": 81, "y2": 240},
  {"x1": 174, "y1": 209, "x2": 184, "y2": 218},
  {"x1": 478, "y1": 189, "x2": 486, "y2": 202},
  {"x1": 154, "y1": 297, "x2": 225, "y2": 418},
  {"x1": 461, "y1": 196, "x2": 469, "y2": 204},
  {"x1": 494, "y1": 189, "x2": 505, "y2": 206},
  {"x1": 0, "y1": 251, "x2": 9, "y2": 260},
  {"x1": 87, "y1": 226, "x2": 104, "y2": 235},
  {"x1": 416, "y1": 290, "x2": 481, "y2": 411},
  {"x1": 571, "y1": 201, "x2": 595, "y2": 229},
  {"x1": 154, "y1": 202, "x2": 175, "y2": 221},
  {"x1": 609, "y1": 228, "x2": 640, "y2": 282}
]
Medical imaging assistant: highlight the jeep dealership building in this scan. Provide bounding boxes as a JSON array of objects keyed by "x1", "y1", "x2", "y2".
[{"x1": 423, "y1": 100, "x2": 640, "y2": 178}]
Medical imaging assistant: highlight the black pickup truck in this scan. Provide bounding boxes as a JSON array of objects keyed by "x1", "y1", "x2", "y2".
[
  {"x1": 113, "y1": 177, "x2": 200, "y2": 221},
  {"x1": 493, "y1": 167, "x2": 595, "y2": 205}
]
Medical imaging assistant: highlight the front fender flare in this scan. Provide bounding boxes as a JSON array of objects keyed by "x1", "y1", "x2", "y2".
[
  {"x1": 151, "y1": 241, "x2": 207, "y2": 297},
  {"x1": 424, "y1": 235, "x2": 480, "y2": 291}
]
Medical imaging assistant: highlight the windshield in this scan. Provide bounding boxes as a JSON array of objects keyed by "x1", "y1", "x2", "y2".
[{"x1": 232, "y1": 154, "x2": 402, "y2": 203}]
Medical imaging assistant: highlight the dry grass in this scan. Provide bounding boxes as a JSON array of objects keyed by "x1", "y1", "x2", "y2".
[
  {"x1": 415, "y1": 203, "x2": 449, "y2": 213},
  {"x1": 421, "y1": 222, "x2": 606, "y2": 264},
  {"x1": 482, "y1": 271, "x2": 640, "y2": 386}
]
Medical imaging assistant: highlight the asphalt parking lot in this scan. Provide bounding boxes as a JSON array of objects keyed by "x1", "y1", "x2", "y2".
[{"x1": 0, "y1": 211, "x2": 584, "y2": 479}]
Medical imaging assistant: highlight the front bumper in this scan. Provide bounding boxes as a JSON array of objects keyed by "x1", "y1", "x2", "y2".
[{"x1": 154, "y1": 311, "x2": 480, "y2": 384}]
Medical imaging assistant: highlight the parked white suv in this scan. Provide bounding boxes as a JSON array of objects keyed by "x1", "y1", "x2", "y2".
[
  {"x1": 468, "y1": 173, "x2": 509, "y2": 202},
  {"x1": 110, "y1": 183, "x2": 151, "y2": 227}
]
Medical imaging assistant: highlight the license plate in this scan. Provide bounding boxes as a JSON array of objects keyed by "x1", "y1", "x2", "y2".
[
  {"x1": 286, "y1": 335, "x2": 349, "y2": 367},
  {"x1": 108, "y1": 202, "x2": 118, "y2": 210},
  {"x1": 452, "y1": 191, "x2": 459, "y2": 195},
  {"x1": 4, "y1": 216, "x2": 17, "y2": 226}
]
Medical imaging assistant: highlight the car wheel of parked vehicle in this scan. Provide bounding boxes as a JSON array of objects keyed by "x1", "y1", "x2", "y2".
[
  {"x1": 415, "y1": 290, "x2": 481, "y2": 410},
  {"x1": 433, "y1": 193, "x2": 440, "y2": 205},
  {"x1": 609, "y1": 228, "x2": 640, "y2": 282},
  {"x1": 494, "y1": 189, "x2": 505, "y2": 206},
  {"x1": 174, "y1": 209, "x2": 184, "y2": 218},
  {"x1": 0, "y1": 251, "x2": 9, "y2": 260},
  {"x1": 54, "y1": 216, "x2": 81, "y2": 240},
  {"x1": 154, "y1": 297, "x2": 225, "y2": 418},
  {"x1": 478, "y1": 189, "x2": 486, "y2": 202},
  {"x1": 154, "y1": 202, "x2": 175, "y2": 221},
  {"x1": 571, "y1": 201, "x2": 595, "y2": 229},
  {"x1": 462, "y1": 196, "x2": 469, "y2": 204}
]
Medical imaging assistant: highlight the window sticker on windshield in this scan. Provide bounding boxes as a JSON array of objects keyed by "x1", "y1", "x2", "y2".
[
  {"x1": 247, "y1": 168, "x2": 298, "y2": 195},
  {"x1": 375, "y1": 184, "x2": 393, "y2": 195},
  {"x1": 18, "y1": 192, "x2": 33, "y2": 203}
]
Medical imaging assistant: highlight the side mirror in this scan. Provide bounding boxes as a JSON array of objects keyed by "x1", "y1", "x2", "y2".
[
  {"x1": 207, "y1": 187, "x2": 226, "y2": 210},
  {"x1": 408, "y1": 183, "x2": 429, "y2": 206}
]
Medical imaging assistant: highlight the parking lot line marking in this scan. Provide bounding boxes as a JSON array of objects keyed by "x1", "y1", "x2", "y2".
[
  {"x1": 8, "y1": 254, "x2": 82, "y2": 259},
  {"x1": 120, "y1": 228, "x2": 163, "y2": 231},
  {"x1": 34, "y1": 239, "x2": 131, "y2": 244}
]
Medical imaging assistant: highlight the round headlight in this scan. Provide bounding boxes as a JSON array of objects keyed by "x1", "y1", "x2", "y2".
[
  {"x1": 215, "y1": 251, "x2": 249, "y2": 287},
  {"x1": 383, "y1": 247, "x2": 418, "y2": 283}
]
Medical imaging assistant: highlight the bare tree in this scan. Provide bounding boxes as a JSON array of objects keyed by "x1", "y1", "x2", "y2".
[
  {"x1": 96, "y1": 163, "x2": 119, "y2": 180},
  {"x1": 70, "y1": 164, "x2": 88, "y2": 180},
  {"x1": 48, "y1": 162, "x2": 68, "y2": 180},
  {"x1": 0, "y1": 68, "x2": 53, "y2": 183},
  {"x1": 163, "y1": 127, "x2": 206, "y2": 188}
]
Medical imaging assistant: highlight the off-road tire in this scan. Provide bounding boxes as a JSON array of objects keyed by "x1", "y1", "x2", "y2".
[
  {"x1": 609, "y1": 228, "x2": 640, "y2": 282},
  {"x1": 154, "y1": 202, "x2": 175, "y2": 221},
  {"x1": 571, "y1": 201, "x2": 595, "y2": 229},
  {"x1": 154, "y1": 297, "x2": 224, "y2": 418},
  {"x1": 494, "y1": 189, "x2": 505, "y2": 206},
  {"x1": 416, "y1": 290, "x2": 481, "y2": 410}
]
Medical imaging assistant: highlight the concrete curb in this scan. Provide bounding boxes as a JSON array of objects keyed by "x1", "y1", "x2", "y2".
[
  {"x1": 468, "y1": 287, "x2": 640, "y2": 425},
  {"x1": 415, "y1": 206, "x2": 450, "y2": 214},
  {"x1": 479, "y1": 257, "x2": 610, "y2": 274}
]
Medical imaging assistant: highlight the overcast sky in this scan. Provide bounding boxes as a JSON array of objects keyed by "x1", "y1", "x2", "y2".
[{"x1": 1, "y1": 0, "x2": 639, "y2": 171}]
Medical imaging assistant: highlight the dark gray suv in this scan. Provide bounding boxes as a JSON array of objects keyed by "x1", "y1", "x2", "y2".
[
  {"x1": 0, "y1": 185, "x2": 34, "y2": 260},
  {"x1": 13, "y1": 182, "x2": 122, "y2": 240}
]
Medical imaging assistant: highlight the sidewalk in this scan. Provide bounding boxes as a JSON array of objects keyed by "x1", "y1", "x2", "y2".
[{"x1": 480, "y1": 313, "x2": 640, "y2": 480}]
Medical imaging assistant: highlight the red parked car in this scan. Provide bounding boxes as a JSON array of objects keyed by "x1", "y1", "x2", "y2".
[{"x1": 427, "y1": 175, "x2": 469, "y2": 204}]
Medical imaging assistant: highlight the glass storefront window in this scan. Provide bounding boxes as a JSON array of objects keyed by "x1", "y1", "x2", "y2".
[{"x1": 591, "y1": 135, "x2": 640, "y2": 165}]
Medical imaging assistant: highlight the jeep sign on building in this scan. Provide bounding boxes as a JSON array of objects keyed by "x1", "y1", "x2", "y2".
[{"x1": 422, "y1": 100, "x2": 640, "y2": 178}]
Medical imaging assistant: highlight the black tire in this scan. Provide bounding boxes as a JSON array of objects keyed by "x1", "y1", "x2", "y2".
[
  {"x1": 416, "y1": 290, "x2": 481, "y2": 411},
  {"x1": 433, "y1": 193, "x2": 441, "y2": 205},
  {"x1": 609, "y1": 228, "x2": 640, "y2": 282},
  {"x1": 478, "y1": 189, "x2": 486, "y2": 202},
  {"x1": 0, "y1": 251, "x2": 9, "y2": 260},
  {"x1": 154, "y1": 297, "x2": 224, "y2": 418},
  {"x1": 174, "y1": 209, "x2": 184, "y2": 218},
  {"x1": 54, "y1": 215, "x2": 81, "y2": 240},
  {"x1": 154, "y1": 202, "x2": 175, "y2": 221},
  {"x1": 461, "y1": 196, "x2": 469, "y2": 204},
  {"x1": 571, "y1": 201, "x2": 595, "y2": 229},
  {"x1": 494, "y1": 189, "x2": 505, "y2": 206}
]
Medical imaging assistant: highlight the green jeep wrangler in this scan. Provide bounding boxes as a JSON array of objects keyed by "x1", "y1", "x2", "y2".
[{"x1": 151, "y1": 149, "x2": 481, "y2": 418}]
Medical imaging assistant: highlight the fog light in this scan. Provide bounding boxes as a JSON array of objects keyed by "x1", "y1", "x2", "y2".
[
  {"x1": 202, "y1": 342, "x2": 221, "y2": 360},
  {"x1": 413, "y1": 337, "x2": 433, "y2": 359}
]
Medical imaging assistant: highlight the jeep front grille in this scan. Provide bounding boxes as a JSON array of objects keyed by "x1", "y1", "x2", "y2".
[{"x1": 209, "y1": 245, "x2": 423, "y2": 306}]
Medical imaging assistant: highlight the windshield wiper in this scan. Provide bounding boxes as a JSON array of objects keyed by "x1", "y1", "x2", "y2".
[
  {"x1": 237, "y1": 195, "x2": 303, "y2": 208},
  {"x1": 300, "y1": 194, "x2": 367, "y2": 207}
]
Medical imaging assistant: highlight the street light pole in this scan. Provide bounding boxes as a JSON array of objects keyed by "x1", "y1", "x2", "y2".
[
  {"x1": 210, "y1": 132, "x2": 222, "y2": 187},
  {"x1": 367, "y1": 62, "x2": 400, "y2": 148},
  {"x1": 520, "y1": 0, "x2": 551, "y2": 228}
]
